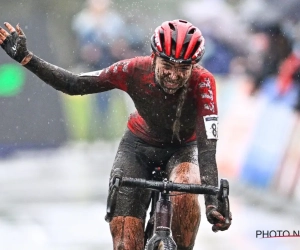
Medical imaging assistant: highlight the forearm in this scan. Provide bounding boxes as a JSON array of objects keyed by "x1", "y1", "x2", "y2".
[
  {"x1": 198, "y1": 147, "x2": 218, "y2": 206},
  {"x1": 24, "y1": 54, "x2": 102, "y2": 95},
  {"x1": 196, "y1": 111, "x2": 219, "y2": 206}
]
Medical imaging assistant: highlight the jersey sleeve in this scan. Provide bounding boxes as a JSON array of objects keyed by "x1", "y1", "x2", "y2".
[
  {"x1": 23, "y1": 54, "x2": 134, "y2": 96},
  {"x1": 194, "y1": 70, "x2": 219, "y2": 206},
  {"x1": 78, "y1": 59, "x2": 133, "y2": 93},
  {"x1": 195, "y1": 71, "x2": 218, "y2": 141}
]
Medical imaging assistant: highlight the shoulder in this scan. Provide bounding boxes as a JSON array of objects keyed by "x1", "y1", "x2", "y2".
[
  {"x1": 129, "y1": 56, "x2": 153, "y2": 72},
  {"x1": 192, "y1": 64, "x2": 215, "y2": 81},
  {"x1": 189, "y1": 64, "x2": 216, "y2": 89},
  {"x1": 99, "y1": 56, "x2": 152, "y2": 77},
  {"x1": 190, "y1": 65, "x2": 218, "y2": 115},
  {"x1": 111, "y1": 56, "x2": 152, "y2": 73}
]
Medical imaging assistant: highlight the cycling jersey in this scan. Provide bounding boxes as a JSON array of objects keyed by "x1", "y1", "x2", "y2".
[{"x1": 86, "y1": 56, "x2": 218, "y2": 146}]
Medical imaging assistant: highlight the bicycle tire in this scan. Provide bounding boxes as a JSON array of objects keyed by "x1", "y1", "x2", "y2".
[
  {"x1": 157, "y1": 240, "x2": 165, "y2": 250},
  {"x1": 157, "y1": 238, "x2": 177, "y2": 250},
  {"x1": 145, "y1": 236, "x2": 177, "y2": 250}
]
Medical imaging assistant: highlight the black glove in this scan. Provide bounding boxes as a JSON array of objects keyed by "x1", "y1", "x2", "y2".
[
  {"x1": 206, "y1": 204, "x2": 232, "y2": 232},
  {"x1": 0, "y1": 22, "x2": 30, "y2": 63}
]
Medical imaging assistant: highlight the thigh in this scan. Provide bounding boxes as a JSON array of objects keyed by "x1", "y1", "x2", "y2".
[
  {"x1": 166, "y1": 144, "x2": 199, "y2": 182},
  {"x1": 166, "y1": 145, "x2": 201, "y2": 249},
  {"x1": 109, "y1": 130, "x2": 152, "y2": 220}
]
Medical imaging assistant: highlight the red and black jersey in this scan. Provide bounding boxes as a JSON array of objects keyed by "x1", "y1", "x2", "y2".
[{"x1": 93, "y1": 56, "x2": 218, "y2": 146}]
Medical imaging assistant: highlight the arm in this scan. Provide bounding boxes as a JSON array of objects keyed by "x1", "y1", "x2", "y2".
[
  {"x1": 196, "y1": 125, "x2": 218, "y2": 206},
  {"x1": 0, "y1": 22, "x2": 128, "y2": 95},
  {"x1": 195, "y1": 72, "x2": 231, "y2": 232},
  {"x1": 24, "y1": 55, "x2": 115, "y2": 95},
  {"x1": 195, "y1": 73, "x2": 219, "y2": 206}
]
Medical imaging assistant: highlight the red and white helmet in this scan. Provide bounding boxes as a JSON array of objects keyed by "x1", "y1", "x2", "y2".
[{"x1": 151, "y1": 19, "x2": 205, "y2": 64}]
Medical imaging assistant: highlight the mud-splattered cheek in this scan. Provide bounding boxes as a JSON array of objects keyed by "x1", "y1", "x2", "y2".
[{"x1": 155, "y1": 68, "x2": 168, "y2": 82}]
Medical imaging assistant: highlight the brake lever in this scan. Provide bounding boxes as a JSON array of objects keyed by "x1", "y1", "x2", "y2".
[
  {"x1": 217, "y1": 179, "x2": 230, "y2": 225},
  {"x1": 105, "y1": 177, "x2": 120, "y2": 222},
  {"x1": 105, "y1": 169, "x2": 123, "y2": 222}
]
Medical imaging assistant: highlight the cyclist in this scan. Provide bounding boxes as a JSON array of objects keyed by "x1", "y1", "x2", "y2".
[{"x1": 0, "y1": 20, "x2": 232, "y2": 250}]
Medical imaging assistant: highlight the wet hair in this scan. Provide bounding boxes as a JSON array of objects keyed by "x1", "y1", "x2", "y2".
[{"x1": 172, "y1": 82, "x2": 189, "y2": 143}]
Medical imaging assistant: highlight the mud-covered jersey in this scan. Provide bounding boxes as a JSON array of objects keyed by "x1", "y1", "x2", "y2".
[{"x1": 91, "y1": 56, "x2": 218, "y2": 146}]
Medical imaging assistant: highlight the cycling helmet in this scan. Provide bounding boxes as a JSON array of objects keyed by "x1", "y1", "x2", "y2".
[{"x1": 151, "y1": 19, "x2": 205, "y2": 64}]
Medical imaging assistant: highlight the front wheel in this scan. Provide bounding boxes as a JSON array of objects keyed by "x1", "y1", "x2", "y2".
[
  {"x1": 145, "y1": 233, "x2": 177, "y2": 250},
  {"x1": 157, "y1": 239, "x2": 177, "y2": 250},
  {"x1": 157, "y1": 240, "x2": 164, "y2": 250}
]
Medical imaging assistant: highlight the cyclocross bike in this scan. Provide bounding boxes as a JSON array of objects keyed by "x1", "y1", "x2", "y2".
[{"x1": 106, "y1": 167, "x2": 231, "y2": 250}]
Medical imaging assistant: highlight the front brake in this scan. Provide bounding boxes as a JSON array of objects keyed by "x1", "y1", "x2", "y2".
[{"x1": 105, "y1": 169, "x2": 123, "y2": 222}]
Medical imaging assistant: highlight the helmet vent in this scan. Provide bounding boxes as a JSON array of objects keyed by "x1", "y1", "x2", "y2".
[
  {"x1": 159, "y1": 32, "x2": 165, "y2": 44},
  {"x1": 169, "y1": 23, "x2": 176, "y2": 31},
  {"x1": 191, "y1": 40, "x2": 201, "y2": 55},
  {"x1": 188, "y1": 28, "x2": 196, "y2": 34}
]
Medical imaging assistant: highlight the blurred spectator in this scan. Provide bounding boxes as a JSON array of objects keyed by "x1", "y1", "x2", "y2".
[
  {"x1": 265, "y1": 0, "x2": 300, "y2": 24},
  {"x1": 179, "y1": 0, "x2": 248, "y2": 75},
  {"x1": 72, "y1": 0, "x2": 145, "y2": 139},
  {"x1": 277, "y1": 23, "x2": 300, "y2": 112},
  {"x1": 245, "y1": 22, "x2": 292, "y2": 94},
  {"x1": 273, "y1": 21, "x2": 300, "y2": 197},
  {"x1": 72, "y1": 0, "x2": 124, "y2": 69}
]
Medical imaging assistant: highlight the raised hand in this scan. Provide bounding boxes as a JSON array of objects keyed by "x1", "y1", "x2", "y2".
[{"x1": 0, "y1": 22, "x2": 32, "y2": 65}]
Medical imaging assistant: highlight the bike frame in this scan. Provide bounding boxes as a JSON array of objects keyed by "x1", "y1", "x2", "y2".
[{"x1": 144, "y1": 179, "x2": 177, "y2": 250}]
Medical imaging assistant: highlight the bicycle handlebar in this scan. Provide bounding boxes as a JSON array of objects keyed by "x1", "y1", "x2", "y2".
[
  {"x1": 121, "y1": 177, "x2": 219, "y2": 195},
  {"x1": 105, "y1": 173, "x2": 231, "y2": 227}
]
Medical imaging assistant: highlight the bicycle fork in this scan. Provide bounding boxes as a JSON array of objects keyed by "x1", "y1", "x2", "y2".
[{"x1": 145, "y1": 192, "x2": 177, "y2": 250}]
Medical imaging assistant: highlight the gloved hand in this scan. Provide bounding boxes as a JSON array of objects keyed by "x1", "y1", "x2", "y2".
[
  {"x1": 206, "y1": 204, "x2": 232, "y2": 232},
  {"x1": 0, "y1": 22, "x2": 31, "y2": 64}
]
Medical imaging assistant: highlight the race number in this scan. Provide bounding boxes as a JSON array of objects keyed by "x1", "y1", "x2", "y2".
[
  {"x1": 203, "y1": 115, "x2": 218, "y2": 139},
  {"x1": 79, "y1": 70, "x2": 102, "y2": 77}
]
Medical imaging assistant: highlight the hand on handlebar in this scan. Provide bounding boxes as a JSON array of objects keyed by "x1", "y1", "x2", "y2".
[
  {"x1": 206, "y1": 204, "x2": 232, "y2": 232},
  {"x1": 0, "y1": 22, "x2": 31, "y2": 64}
]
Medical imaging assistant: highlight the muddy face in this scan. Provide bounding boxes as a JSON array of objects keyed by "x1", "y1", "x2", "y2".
[{"x1": 154, "y1": 57, "x2": 193, "y2": 94}]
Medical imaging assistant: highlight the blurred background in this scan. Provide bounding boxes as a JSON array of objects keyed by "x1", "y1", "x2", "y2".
[{"x1": 1, "y1": 0, "x2": 300, "y2": 249}]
